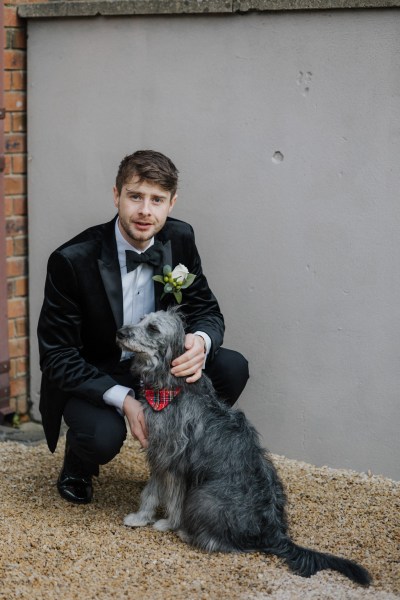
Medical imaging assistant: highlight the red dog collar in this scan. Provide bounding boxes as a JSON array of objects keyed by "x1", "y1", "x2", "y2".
[{"x1": 144, "y1": 387, "x2": 182, "y2": 411}]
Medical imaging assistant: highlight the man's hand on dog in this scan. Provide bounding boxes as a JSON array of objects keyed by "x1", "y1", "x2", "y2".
[
  {"x1": 171, "y1": 334, "x2": 206, "y2": 383},
  {"x1": 123, "y1": 394, "x2": 148, "y2": 448}
]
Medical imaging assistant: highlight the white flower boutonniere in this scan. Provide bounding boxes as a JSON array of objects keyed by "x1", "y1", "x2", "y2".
[{"x1": 153, "y1": 264, "x2": 196, "y2": 304}]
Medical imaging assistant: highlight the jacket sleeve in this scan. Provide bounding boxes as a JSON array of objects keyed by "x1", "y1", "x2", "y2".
[
  {"x1": 169, "y1": 225, "x2": 225, "y2": 361},
  {"x1": 37, "y1": 251, "x2": 117, "y2": 404}
]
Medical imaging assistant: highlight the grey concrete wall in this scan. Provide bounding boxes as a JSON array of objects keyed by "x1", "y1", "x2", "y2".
[{"x1": 27, "y1": 10, "x2": 400, "y2": 479}]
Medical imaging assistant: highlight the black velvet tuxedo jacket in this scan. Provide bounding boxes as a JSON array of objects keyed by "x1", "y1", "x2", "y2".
[{"x1": 37, "y1": 216, "x2": 224, "y2": 452}]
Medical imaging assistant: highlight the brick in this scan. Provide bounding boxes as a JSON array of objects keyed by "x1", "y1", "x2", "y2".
[
  {"x1": 12, "y1": 29, "x2": 27, "y2": 50},
  {"x1": 15, "y1": 395, "x2": 29, "y2": 415},
  {"x1": 3, "y1": 155, "x2": 12, "y2": 176},
  {"x1": 7, "y1": 279, "x2": 14, "y2": 298},
  {"x1": 11, "y1": 70, "x2": 26, "y2": 90},
  {"x1": 12, "y1": 154, "x2": 26, "y2": 174},
  {"x1": 5, "y1": 133, "x2": 26, "y2": 153},
  {"x1": 8, "y1": 320, "x2": 16, "y2": 340},
  {"x1": 4, "y1": 7, "x2": 22, "y2": 27},
  {"x1": 7, "y1": 297, "x2": 27, "y2": 318},
  {"x1": 6, "y1": 237, "x2": 14, "y2": 257},
  {"x1": 12, "y1": 196, "x2": 27, "y2": 215},
  {"x1": 16, "y1": 357, "x2": 28, "y2": 376},
  {"x1": 4, "y1": 49, "x2": 26, "y2": 70},
  {"x1": 4, "y1": 197, "x2": 14, "y2": 217},
  {"x1": 6, "y1": 216, "x2": 27, "y2": 236},
  {"x1": 4, "y1": 91, "x2": 26, "y2": 112},
  {"x1": 14, "y1": 317, "x2": 28, "y2": 337},
  {"x1": 11, "y1": 113, "x2": 26, "y2": 132},
  {"x1": 3, "y1": 71, "x2": 12, "y2": 91},
  {"x1": 4, "y1": 29, "x2": 12, "y2": 50},
  {"x1": 4, "y1": 112, "x2": 12, "y2": 133},
  {"x1": 6, "y1": 257, "x2": 27, "y2": 277},
  {"x1": 14, "y1": 276, "x2": 28, "y2": 296},
  {"x1": 9, "y1": 357, "x2": 17, "y2": 379},
  {"x1": 17, "y1": 399, "x2": 29, "y2": 414},
  {"x1": 4, "y1": 175, "x2": 26, "y2": 195},
  {"x1": 8, "y1": 336, "x2": 28, "y2": 359},
  {"x1": 13, "y1": 236, "x2": 27, "y2": 256},
  {"x1": 10, "y1": 376, "x2": 27, "y2": 398}
]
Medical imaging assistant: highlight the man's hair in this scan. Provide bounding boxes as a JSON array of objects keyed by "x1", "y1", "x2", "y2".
[{"x1": 115, "y1": 150, "x2": 179, "y2": 197}]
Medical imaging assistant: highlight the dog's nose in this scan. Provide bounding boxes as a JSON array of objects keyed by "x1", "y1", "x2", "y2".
[{"x1": 116, "y1": 326, "x2": 129, "y2": 340}]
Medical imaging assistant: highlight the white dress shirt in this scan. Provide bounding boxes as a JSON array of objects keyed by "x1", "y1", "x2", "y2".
[{"x1": 103, "y1": 219, "x2": 211, "y2": 413}]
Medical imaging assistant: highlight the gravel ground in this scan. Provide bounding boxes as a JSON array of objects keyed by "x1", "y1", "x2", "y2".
[{"x1": 0, "y1": 436, "x2": 399, "y2": 600}]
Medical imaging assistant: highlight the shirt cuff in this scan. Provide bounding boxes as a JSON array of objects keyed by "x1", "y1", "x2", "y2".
[
  {"x1": 103, "y1": 385, "x2": 134, "y2": 414},
  {"x1": 194, "y1": 331, "x2": 212, "y2": 367}
]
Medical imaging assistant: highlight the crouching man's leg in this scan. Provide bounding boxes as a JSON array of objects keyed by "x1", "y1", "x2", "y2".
[
  {"x1": 58, "y1": 397, "x2": 127, "y2": 504},
  {"x1": 205, "y1": 348, "x2": 249, "y2": 407}
]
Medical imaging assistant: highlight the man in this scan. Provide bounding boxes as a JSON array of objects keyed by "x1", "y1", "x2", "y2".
[{"x1": 38, "y1": 150, "x2": 249, "y2": 504}]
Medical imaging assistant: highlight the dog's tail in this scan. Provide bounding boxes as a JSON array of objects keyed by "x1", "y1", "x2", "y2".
[{"x1": 263, "y1": 539, "x2": 371, "y2": 585}]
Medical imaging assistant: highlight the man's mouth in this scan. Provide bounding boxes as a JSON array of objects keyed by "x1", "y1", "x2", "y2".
[{"x1": 134, "y1": 221, "x2": 153, "y2": 230}]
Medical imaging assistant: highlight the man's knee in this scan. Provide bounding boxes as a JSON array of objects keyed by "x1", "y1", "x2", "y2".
[
  {"x1": 65, "y1": 405, "x2": 127, "y2": 468},
  {"x1": 92, "y1": 418, "x2": 127, "y2": 465},
  {"x1": 206, "y1": 348, "x2": 249, "y2": 406}
]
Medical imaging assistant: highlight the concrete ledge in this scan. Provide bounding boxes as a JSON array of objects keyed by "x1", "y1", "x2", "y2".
[
  {"x1": 18, "y1": 0, "x2": 400, "y2": 19},
  {"x1": 0, "y1": 421, "x2": 46, "y2": 445}
]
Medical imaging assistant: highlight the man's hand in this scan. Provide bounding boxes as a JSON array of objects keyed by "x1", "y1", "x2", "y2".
[
  {"x1": 171, "y1": 334, "x2": 206, "y2": 383},
  {"x1": 123, "y1": 393, "x2": 148, "y2": 448}
]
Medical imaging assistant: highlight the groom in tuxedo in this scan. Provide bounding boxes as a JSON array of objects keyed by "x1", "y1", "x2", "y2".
[{"x1": 38, "y1": 150, "x2": 249, "y2": 504}]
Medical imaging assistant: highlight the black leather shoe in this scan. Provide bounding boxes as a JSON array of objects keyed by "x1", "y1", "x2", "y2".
[{"x1": 57, "y1": 444, "x2": 93, "y2": 504}]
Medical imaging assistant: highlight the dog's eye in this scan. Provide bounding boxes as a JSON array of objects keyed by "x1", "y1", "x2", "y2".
[{"x1": 147, "y1": 323, "x2": 160, "y2": 335}]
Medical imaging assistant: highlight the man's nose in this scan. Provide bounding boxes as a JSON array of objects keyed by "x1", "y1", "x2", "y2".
[{"x1": 138, "y1": 198, "x2": 152, "y2": 215}]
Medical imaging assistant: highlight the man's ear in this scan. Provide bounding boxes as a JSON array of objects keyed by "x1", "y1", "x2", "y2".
[
  {"x1": 113, "y1": 186, "x2": 120, "y2": 209},
  {"x1": 168, "y1": 194, "x2": 177, "y2": 214}
]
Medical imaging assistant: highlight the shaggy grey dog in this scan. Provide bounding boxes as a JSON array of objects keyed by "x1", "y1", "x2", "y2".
[{"x1": 116, "y1": 309, "x2": 371, "y2": 586}]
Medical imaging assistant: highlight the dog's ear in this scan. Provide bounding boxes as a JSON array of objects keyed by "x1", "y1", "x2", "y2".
[
  {"x1": 167, "y1": 304, "x2": 183, "y2": 316},
  {"x1": 167, "y1": 305, "x2": 186, "y2": 327}
]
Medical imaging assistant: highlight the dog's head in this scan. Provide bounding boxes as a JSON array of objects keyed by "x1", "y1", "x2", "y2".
[{"x1": 116, "y1": 308, "x2": 186, "y2": 384}]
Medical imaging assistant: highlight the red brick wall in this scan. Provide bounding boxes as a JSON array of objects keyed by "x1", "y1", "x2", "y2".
[{"x1": 3, "y1": 1, "x2": 29, "y2": 414}]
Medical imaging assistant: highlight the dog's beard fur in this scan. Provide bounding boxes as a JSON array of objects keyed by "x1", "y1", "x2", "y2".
[{"x1": 116, "y1": 309, "x2": 371, "y2": 586}]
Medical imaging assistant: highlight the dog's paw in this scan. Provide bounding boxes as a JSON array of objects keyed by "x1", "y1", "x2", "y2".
[
  {"x1": 177, "y1": 529, "x2": 192, "y2": 544},
  {"x1": 124, "y1": 512, "x2": 153, "y2": 528},
  {"x1": 153, "y1": 519, "x2": 172, "y2": 532}
]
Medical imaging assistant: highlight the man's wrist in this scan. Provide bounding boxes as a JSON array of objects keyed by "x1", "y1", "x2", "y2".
[
  {"x1": 104, "y1": 384, "x2": 133, "y2": 413},
  {"x1": 195, "y1": 334, "x2": 206, "y2": 353},
  {"x1": 194, "y1": 331, "x2": 211, "y2": 357}
]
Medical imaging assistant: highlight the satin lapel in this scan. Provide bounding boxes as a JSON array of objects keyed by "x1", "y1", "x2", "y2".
[
  {"x1": 98, "y1": 219, "x2": 124, "y2": 328},
  {"x1": 154, "y1": 239, "x2": 172, "y2": 310}
]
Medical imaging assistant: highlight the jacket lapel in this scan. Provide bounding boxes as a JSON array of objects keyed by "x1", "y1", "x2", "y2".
[
  {"x1": 98, "y1": 218, "x2": 124, "y2": 328},
  {"x1": 154, "y1": 239, "x2": 172, "y2": 310}
]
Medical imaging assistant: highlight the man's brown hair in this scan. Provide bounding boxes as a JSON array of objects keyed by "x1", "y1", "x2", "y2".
[{"x1": 115, "y1": 150, "x2": 179, "y2": 197}]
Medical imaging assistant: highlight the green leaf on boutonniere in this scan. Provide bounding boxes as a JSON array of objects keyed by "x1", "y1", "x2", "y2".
[
  {"x1": 152, "y1": 275, "x2": 165, "y2": 284},
  {"x1": 180, "y1": 273, "x2": 196, "y2": 289},
  {"x1": 163, "y1": 265, "x2": 172, "y2": 276},
  {"x1": 173, "y1": 291, "x2": 183, "y2": 303}
]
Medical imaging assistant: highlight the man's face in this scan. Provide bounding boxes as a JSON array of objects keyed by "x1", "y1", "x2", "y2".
[{"x1": 113, "y1": 176, "x2": 177, "y2": 250}]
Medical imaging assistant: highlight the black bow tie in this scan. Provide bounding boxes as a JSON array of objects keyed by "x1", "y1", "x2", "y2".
[{"x1": 125, "y1": 243, "x2": 163, "y2": 273}]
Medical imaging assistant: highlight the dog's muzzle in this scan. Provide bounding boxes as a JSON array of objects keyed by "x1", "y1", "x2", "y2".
[{"x1": 116, "y1": 326, "x2": 133, "y2": 341}]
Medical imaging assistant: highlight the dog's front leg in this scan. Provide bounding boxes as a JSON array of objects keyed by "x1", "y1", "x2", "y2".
[
  {"x1": 153, "y1": 472, "x2": 186, "y2": 532},
  {"x1": 124, "y1": 475, "x2": 160, "y2": 528}
]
